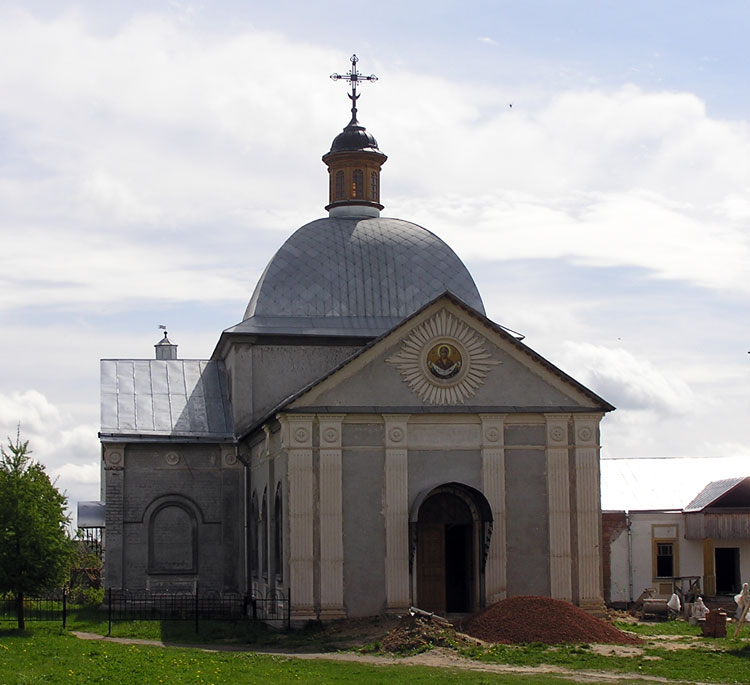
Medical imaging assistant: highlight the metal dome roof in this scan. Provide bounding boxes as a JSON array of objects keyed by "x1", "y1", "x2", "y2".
[
  {"x1": 236, "y1": 216, "x2": 484, "y2": 336},
  {"x1": 329, "y1": 121, "x2": 380, "y2": 154}
]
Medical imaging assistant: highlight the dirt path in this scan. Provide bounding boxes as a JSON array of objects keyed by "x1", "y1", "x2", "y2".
[{"x1": 72, "y1": 631, "x2": 704, "y2": 684}]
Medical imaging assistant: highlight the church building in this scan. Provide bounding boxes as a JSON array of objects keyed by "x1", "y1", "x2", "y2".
[{"x1": 98, "y1": 56, "x2": 614, "y2": 619}]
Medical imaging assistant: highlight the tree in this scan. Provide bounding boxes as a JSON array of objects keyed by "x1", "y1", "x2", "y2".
[{"x1": 0, "y1": 430, "x2": 71, "y2": 629}]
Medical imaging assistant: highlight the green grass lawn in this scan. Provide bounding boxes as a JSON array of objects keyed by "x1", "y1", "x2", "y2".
[
  {"x1": 0, "y1": 625, "x2": 593, "y2": 685},
  {"x1": 2, "y1": 613, "x2": 750, "y2": 684}
]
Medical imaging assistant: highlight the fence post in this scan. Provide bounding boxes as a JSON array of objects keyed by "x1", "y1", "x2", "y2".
[
  {"x1": 62, "y1": 588, "x2": 67, "y2": 629},
  {"x1": 194, "y1": 583, "x2": 199, "y2": 634},
  {"x1": 107, "y1": 588, "x2": 112, "y2": 636}
]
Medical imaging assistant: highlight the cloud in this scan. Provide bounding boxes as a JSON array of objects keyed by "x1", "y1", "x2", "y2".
[
  {"x1": 557, "y1": 341, "x2": 695, "y2": 415},
  {"x1": 0, "y1": 390, "x2": 100, "y2": 505},
  {"x1": 1, "y1": 10, "x2": 748, "y2": 318},
  {"x1": 478, "y1": 37, "x2": 498, "y2": 46},
  {"x1": 0, "y1": 390, "x2": 61, "y2": 435}
]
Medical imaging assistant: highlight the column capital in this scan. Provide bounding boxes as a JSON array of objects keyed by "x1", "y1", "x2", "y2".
[
  {"x1": 545, "y1": 413, "x2": 571, "y2": 447},
  {"x1": 279, "y1": 414, "x2": 315, "y2": 449},
  {"x1": 572, "y1": 414, "x2": 600, "y2": 447},
  {"x1": 479, "y1": 413, "x2": 506, "y2": 448},
  {"x1": 318, "y1": 414, "x2": 345, "y2": 450},
  {"x1": 103, "y1": 444, "x2": 125, "y2": 470},
  {"x1": 383, "y1": 414, "x2": 409, "y2": 448}
]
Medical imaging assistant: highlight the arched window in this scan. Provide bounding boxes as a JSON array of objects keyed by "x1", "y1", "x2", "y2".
[
  {"x1": 148, "y1": 503, "x2": 197, "y2": 574},
  {"x1": 250, "y1": 492, "x2": 259, "y2": 577},
  {"x1": 273, "y1": 484, "x2": 283, "y2": 582},
  {"x1": 335, "y1": 170, "x2": 345, "y2": 200},
  {"x1": 261, "y1": 489, "x2": 269, "y2": 579},
  {"x1": 352, "y1": 169, "x2": 364, "y2": 199},
  {"x1": 370, "y1": 171, "x2": 378, "y2": 201}
]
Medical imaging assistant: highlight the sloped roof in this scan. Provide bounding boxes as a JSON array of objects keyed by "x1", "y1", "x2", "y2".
[
  {"x1": 683, "y1": 477, "x2": 750, "y2": 512},
  {"x1": 100, "y1": 359, "x2": 233, "y2": 441},
  {"x1": 601, "y1": 458, "x2": 750, "y2": 512}
]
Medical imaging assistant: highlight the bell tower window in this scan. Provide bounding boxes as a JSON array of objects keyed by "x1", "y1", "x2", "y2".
[
  {"x1": 352, "y1": 169, "x2": 364, "y2": 199},
  {"x1": 370, "y1": 171, "x2": 378, "y2": 201},
  {"x1": 335, "y1": 170, "x2": 345, "y2": 200}
]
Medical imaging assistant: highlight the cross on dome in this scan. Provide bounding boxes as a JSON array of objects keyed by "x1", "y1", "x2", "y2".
[{"x1": 330, "y1": 54, "x2": 377, "y2": 124}]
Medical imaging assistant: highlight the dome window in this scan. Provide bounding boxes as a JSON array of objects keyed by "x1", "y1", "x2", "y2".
[
  {"x1": 352, "y1": 169, "x2": 364, "y2": 199},
  {"x1": 335, "y1": 170, "x2": 345, "y2": 200},
  {"x1": 370, "y1": 171, "x2": 378, "y2": 201}
]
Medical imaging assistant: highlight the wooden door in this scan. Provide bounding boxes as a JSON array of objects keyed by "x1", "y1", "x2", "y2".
[{"x1": 417, "y1": 523, "x2": 446, "y2": 613}]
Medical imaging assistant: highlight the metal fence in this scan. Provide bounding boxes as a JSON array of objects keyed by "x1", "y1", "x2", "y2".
[
  {"x1": 0, "y1": 587, "x2": 290, "y2": 633},
  {"x1": 106, "y1": 586, "x2": 291, "y2": 634},
  {"x1": 0, "y1": 590, "x2": 68, "y2": 627}
]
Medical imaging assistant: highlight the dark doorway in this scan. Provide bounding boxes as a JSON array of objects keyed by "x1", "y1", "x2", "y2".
[
  {"x1": 715, "y1": 547, "x2": 741, "y2": 594},
  {"x1": 416, "y1": 491, "x2": 474, "y2": 614},
  {"x1": 445, "y1": 523, "x2": 472, "y2": 612}
]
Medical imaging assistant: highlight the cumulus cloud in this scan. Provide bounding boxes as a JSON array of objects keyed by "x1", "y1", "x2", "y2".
[
  {"x1": 0, "y1": 390, "x2": 61, "y2": 435},
  {"x1": 1, "y1": 9, "x2": 749, "y2": 317},
  {"x1": 557, "y1": 341, "x2": 695, "y2": 415},
  {"x1": 0, "y1": 390, "x2": 100, "y2": 505}
]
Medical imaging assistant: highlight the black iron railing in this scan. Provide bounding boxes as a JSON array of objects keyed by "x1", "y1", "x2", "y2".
[
  {"x1": 106, "y1": 586, "x2": 291, "y2": 634},
  {"x1": 0, "y1": 590, "x2": 68, "y2": 627}
]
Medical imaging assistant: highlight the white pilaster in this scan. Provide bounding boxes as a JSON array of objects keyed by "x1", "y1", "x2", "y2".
[
  {"x1": 479, "y1": 414, "x2": 506, "y2": 603},
  {"x1": 383, "y1": 414, "x2": 410, "y2": 612},
  {"x1": 574, "y1": 414, "x2": 603, "y2": 608},
  {"x1": 283, "y1": 414, "x2": 316, "y2": 618},
  {"x1": 317, "y1": 414, "x2": 345, "y2": 618},
  {"x1": 546, "y1": 414, "x2": 573, "y2": 601}
]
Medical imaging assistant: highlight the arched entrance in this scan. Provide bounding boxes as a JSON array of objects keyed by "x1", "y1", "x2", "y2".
[{"x1": 411, "y1": 483, "x2": 493, "y2": 615}]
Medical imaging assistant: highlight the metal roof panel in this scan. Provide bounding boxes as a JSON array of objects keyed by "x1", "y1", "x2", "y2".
[{"x1": 100, "y1": 359, "x2": 233, "y2": 439}]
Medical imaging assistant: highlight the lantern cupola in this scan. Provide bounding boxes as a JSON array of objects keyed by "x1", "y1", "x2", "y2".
[{"x1": 323, "y1": 55, "x2": 387, "y2": 218}]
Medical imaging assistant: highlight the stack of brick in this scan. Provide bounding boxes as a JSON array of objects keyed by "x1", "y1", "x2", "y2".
[{"x1": 701, "y1": 611, "x2": 727, "y2": 638}]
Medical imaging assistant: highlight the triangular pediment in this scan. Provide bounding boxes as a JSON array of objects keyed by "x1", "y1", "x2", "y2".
[{"x1": 285, "y1": 295, "x2": 612, "y2": 414}]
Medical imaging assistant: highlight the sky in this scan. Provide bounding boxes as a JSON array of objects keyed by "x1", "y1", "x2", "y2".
[{"x1": 1, "y1": 1, "x2": 749, "y2": 519}]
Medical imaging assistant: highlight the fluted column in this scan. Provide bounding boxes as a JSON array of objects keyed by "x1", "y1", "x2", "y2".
[
  {"x1": 546, "y1": 414, "x2": 573, "y2": 601},
  {"x1": 574, "y1": 414, "x2": 604, "y2": 609},
  {"x1": 479, "y1": 414, "x2": 506, "y2": 603},
  {"x1": 283, "y1": 414, "x2": 316, "y2": 619},
  {"x1": 317, "y1": 414, "x2": 345, "y2": 618},
  {"x1": 383, "y1": 414, "x2": 410, "y2": 612}
]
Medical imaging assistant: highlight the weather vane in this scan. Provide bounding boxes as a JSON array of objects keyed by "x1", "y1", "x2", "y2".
[{"x1": 330, "y1": 54, "x2": 377, "y2": 123}]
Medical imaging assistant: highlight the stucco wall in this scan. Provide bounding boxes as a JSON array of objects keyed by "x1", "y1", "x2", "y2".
[
  {"x1": 224, "y1": 342, "x2": 362, "y2": 432},
  {"x1": 608, "y1": 511, "x2": 750, "y2": 603},
  {"x1": 505, "y1": 447, "x2": 550, "y2": 596},
  {"x1": 342, "y1": 446, "x2": 386, "y2": 616}
]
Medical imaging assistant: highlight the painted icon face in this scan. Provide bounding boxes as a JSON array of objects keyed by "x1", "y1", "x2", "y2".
[{"x1": 426, "y1": 342, "x2": 462, "y2": 379}]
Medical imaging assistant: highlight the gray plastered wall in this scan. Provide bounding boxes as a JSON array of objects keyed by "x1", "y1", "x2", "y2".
[
  {"x1": 224, "y1": 342, "x2": 362, "y2": 432},
  {"x1": 341, "y1": 423, "x2": 386, "y2": 616}
]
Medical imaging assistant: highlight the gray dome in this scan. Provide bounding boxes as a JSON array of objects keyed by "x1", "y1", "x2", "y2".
[
  {"x1": 239, "y1": 217, "x2": 484, "y2": 336},
  {"x1": 329, "y1": 122, "x2": 380, "y2": 153}
]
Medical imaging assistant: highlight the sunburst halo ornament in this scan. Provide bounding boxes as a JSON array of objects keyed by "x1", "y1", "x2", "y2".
[{"x1": 386, "y1": 310, "x2": 500, "y2": 404}]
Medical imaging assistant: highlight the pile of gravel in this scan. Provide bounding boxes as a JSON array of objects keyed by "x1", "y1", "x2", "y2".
[{"x1": 464, "y1": 596, "x2": 641, "y2": 645}]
